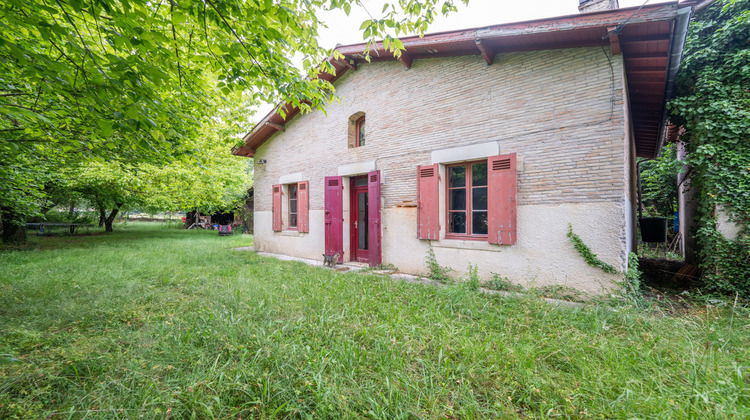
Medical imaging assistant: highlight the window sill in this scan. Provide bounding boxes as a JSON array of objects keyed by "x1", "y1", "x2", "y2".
[
  {"x1": 432, "y1": 238, "x2": 499, "y2": 251},
  {"x1": 444, "y1": 234, "x2": 487, "y2": 241},
  {"x1": 279, "y1": 230, "x2": 304, "y2": 237}
]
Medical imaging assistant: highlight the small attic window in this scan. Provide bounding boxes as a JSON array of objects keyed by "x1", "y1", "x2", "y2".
[{"x1": 348, "y1": 112, "x2": 366, "y2": 148}]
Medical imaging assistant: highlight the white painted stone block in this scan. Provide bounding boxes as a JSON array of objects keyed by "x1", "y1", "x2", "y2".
[
  {"x1": 338, "y1": 161, "x2": 376, "y2": 176},
  {"x1": 431, "y1": 141, "x2": 499, "y2": 164},
  {"x1": 279, "y1": 172, "x2": 303, "y2": 184}
]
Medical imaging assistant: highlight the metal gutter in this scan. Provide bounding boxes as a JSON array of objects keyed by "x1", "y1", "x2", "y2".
[{"x1": 655, "y1": 4, "x2": 693, "y2": 157}]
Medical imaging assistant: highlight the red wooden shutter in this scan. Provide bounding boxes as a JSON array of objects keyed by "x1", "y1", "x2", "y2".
[
  {"x1": 367, "y1": 170, "x2": 382, "y2": 267},
  {"x1": 324, "y1": 176, "x2": 344, "y2": 263},
  {"x1": 417, "y1": 163, "x2": 440, "y2": 240},
  {"x1": 488, "y1": 153, "x2": 517, "y2": 245},
  {"x1": 272, "y1": 184, "x2": 282, "y2": 232},
  {"x1": 297, "y1": 181, "x2": 309, "y2": 233}
]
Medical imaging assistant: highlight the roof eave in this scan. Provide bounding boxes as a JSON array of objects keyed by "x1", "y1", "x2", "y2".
[{"x1": 232, "y1": 2, "x2": 684, "y2": 158}]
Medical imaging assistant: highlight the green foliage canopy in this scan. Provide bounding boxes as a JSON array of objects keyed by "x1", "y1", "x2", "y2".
[
  {"x1": 669, "y1": 0, "x2": 750, "y2": 294},
  {"x1": 639, "y1": 143, "x2": 681, "y2": 218},
  {"x1": 67, "y1": 126, "x2": 252, "y2": 215},
  {"x1": 1, "y1": 0, "x2": 467, "y2": 227},
  {"x1": 1, "y1": 0, "x2": 467, "y2": 153}
]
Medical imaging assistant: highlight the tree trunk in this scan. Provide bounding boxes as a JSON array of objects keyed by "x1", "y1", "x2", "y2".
[
  {"x1": 103, "y1": 202, "x2": 123, "y2": 233},
  {"x1": 1, "y1": 207, "x2": 27, "y2": 245},
  {"x1": 98, "y1": 206, "x2": 106, "y2": 228}
]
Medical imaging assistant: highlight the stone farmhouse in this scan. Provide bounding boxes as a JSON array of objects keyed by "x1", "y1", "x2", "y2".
[{"x1": 233, "y1": 0, "x2": 697, "y2": 293}]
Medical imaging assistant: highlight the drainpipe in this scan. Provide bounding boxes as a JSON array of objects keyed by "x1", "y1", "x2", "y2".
[{"x1": 654, "y1": 5, "x2": 693, "y2": 157}]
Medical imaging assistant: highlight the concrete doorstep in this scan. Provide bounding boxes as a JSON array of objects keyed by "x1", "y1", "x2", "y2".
[{"x1": 238, "y1": 249, "x2": 582, "y2": 309}]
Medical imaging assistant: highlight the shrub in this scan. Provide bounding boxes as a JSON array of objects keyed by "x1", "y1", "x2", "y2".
[
  {"x1": 425, "y1": 244, "x2": 453, "y2": 283},
  {"x1": 484, "y1": 273, "x2": 524, "y2": 293},
  {"x1": 697, "y1": 227, "x2": 750, "y2": 295},
  {"x1": 463, "y1": 264, "x2": 480, "y2": 292},
  {"x1": 623, "y1": 252, "x2": 642, "y2": 295}
]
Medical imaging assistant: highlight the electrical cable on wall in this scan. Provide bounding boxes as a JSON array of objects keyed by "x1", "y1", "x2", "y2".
[{"x1": 600, "y1": 37, "x2": 616, "y2": 120}]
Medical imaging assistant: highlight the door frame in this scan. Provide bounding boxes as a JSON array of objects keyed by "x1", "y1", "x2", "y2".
[{"x1": 349, "y1": 175, "x2": 369, "y2": 263}]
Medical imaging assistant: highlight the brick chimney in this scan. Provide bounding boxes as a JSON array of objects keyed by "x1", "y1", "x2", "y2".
[{"x1": 578, "y1": 0, "x2": 619, "y2": 13}]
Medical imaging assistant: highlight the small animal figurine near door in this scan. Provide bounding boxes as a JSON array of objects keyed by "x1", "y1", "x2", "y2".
[{"x1": 323, "y1": 252, "x2": 340, "y2": 268}]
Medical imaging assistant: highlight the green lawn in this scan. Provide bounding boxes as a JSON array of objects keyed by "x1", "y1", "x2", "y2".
[{"x1": 1, "y1": 223, "x2": 748, "y2": 418}]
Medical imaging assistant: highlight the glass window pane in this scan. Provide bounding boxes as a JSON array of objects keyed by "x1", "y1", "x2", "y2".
[
  {"x1": 358, "y1": 192, "x2": 368, "y2": 250},
  {"x1": 358, "y1": 119, "x2": 366, "y2": 146},
  {"x1": 288, "y1": 184, "x2": 298, "y2": 228},
  {"x1": 449, "y1": 212, "x2": 466, "y2": 234},
  {"x1": 448, "y1": 166, "x2": 466, "y2": 188},
  {"x1": 473, "y1": 211, "x2": 488, "y2": 235},
  {"x1": 449, "y1": 189, "x2": 466, "y2": 211},
  {"x1": 354, "y1": 177, "x2": 368, "y2": 187},
  {"x1": 472, "y1": 162, "x2": 487, "y2": 186},
  {"x1": 472, "y1": 187, "x2": 487, "y2": 210}
]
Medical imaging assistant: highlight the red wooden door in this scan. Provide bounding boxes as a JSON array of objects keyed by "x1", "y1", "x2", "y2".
[
  {"x1": 324, "y1": 176, "x2": 344, "y2": 262},
  {"x1": 367, "y1": 170, "x2": 382, "y2": 267},
  {"x1": 350, "y1": 177, "x2": 369, "y2": 263}
]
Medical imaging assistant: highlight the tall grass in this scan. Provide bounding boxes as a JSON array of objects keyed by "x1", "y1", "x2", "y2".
[{"x1": 1, "y1": 223, "x2": 748, "y2": 418}]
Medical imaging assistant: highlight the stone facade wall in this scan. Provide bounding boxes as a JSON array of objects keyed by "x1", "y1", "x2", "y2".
[{"x1": 249, "y1": 47, "x2": 634, "y2": 293}]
